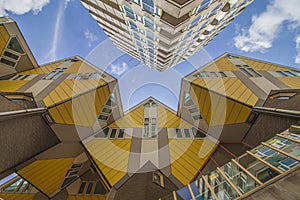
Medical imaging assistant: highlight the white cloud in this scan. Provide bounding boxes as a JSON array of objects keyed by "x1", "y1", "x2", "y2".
[
  {"x1": 84, "y1": 29, "x2": 98, "y2": 47},
  {"x1": 234, "y1": 0, "x2": 300, "y2": 55},
  {"x1": 46, "y1": 1, "x2": 64, "y2": 61},
  {"x1": 295, "y1": 35, "x2": 300, "y2": 64},
  {"x1": 64, "y1": 0, "x2": 74, "y2": 9},
  {"x1": 110, "y1": 62, "x2": 129, "y2": 76},
  {"x1": 0, "y1": 0, "x2": 50, "y2": 16}
]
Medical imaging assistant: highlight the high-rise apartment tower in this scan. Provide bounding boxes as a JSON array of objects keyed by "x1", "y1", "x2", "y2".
[{"x1": 80, "y1": 0, "x2": 253, "y2": 71}]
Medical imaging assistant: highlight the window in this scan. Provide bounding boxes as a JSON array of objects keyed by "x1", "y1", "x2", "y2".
[
  {"x1": 176, "y1": 129, "x2": 182, "y2": 138},
  {"x1": 102, "y1": 107, "x2": 112, "y2": 114},
  {"x1": 237, "y1": 65, "x2": 261, "y2": 77},
  {"x1": 106, "y1": 93, "x2": 117, "y2": 107},
  {"x1": 94, "y1": 127, "x2": 110, "y2": 138},
  {"x1": 75, "y1": 73, "x2": 91, "y2": 80},
  {"x1": 118, "y1": 129, "x2": 125, "y2": 138},
  {"x1": 194, "y1": 71, "x2": 226, "y2": 78},
  {"x1": 146, "y1": 30, "x2": 155, "y2": 40},
  {"x1": 189, "y1": 108, "x2": 198, "y2": 113},
  {"x1": 151, "y1": 122, "x2": 157, "y2": 137},
  {"x1": 99, "y1": 115, "x2": 108, "y2": 120},
  {"x1": 110, "y1": 129, "x2": 117, "y2": 138},
  {"x1": 7, "y1": 37, "x2": 24, "y2": 54},
  {"x1": 44, "y1": 68, "x2": 67, "y2": 80},
  {"x1": 188, "y1": 15, "x2": 203, "y2": 30},
  {"x1": 144, "y1": 124, "x2": 149, "y2": 137},
  {"x1": 144, "y1": 16, "x2": 155, "y2": 30},
  {"x1": 11, "y1": 74, "x2": 30, "y2": 80},
  {"x1": 192, "y1": 127, "x2": 206, "y2": 138},
  {"x1": 0, "y1": 57, "x2": 15, "y2": 67},
  {"x1": 142, "y1": 0, "x2": 154, "y2": 14},
  {"x1": 276, "y1": 71, "x2": 288, "y2": 77},
  {"x1": 153, "y1": 171, "x2": 164, "y2": 187},
  {"x1": 4, "y1": 94, "x2": 33, "y2": 102},
  {"x1": 3, "y1": 178, "x2": 23, "y2": 192},
  {"x1": 284, "y1": 71, "x2": 296, "y2": 77},
  {"x1": 183, "y1": 93, "x2": 194, "y2": 107},
  {"x1": 78, "y1": 180, "x2": 107, "y2": 195},
  {"x1": 184, "y1": 129, "x2": 191, "y2": 138},
  {"x1": 61, "y1": 163, "x2": 82, "y2": 188},
  {"x1": 192, "y1": 114, "x2": 202, "y2": 120},
  {"x1": 128, "y1": 21, "x2": 138, "y2": 31},
  {"x1": 143, "y1": 102, "x2": 158, "y2": 138},
  {"x1": 3, "y1": 51, "x2": 19, "y2": 60},
  {"x1": 193, "y1": 0, "x2": 211, "y2": 14},
  {"x1": 291, "y1": 70, "x2": 300, "y2": 76},
  {"x1": 208, "y1": 2, "x2": 224, "y2": 17},
  {"x1": 123, "y1": 5, "x2": 135, "y2": 19}
]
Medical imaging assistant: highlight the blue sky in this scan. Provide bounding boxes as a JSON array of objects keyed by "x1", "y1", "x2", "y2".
[{"x1": 1, "y1": 0, "x2": 300, "y2": 111}]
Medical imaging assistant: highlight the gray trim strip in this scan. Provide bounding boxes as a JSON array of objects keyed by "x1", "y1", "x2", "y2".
[
  {"x1": 17, "y1": 74, "x2": 45, "y2": 92},
  {"x1": 259, "y1": 71, "x2": 290, "y2": 89},
  {"x1": 233, "y1": 71, "x2": 268, "y2": 102}
]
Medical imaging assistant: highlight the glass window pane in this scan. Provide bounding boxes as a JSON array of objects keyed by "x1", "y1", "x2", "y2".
[
  {"x1": 78, "y1": 182, "x2": 86, "y2": 194},
  {"x1": 220, "y1": 162, "x2": 259, "y2": 194},
  {"x1": 191, "y1": 180, "x2": 215, "y2": 200},
  {"x1": 4, "y1": 51, "x2": 19, "y2": 60},
  {"x1": 144, "y1": 124, "x2": 149, "y2": 137},
  {"x1": 99, "y1": 115, "x2": 108, "y2": 120},
  {"x1": 276, "y1": 71, "x2": 287, "y2": 77},
  {"x1": 253, "y1": 145, "x2": 299, "y2": 171},
  {"x1": 102, "y1": 107, "x2": 112, "y2": 114},
  {"x1": 176, "y1": 129, "x2": 182, "y2": 138},
  {"x1": 52, "y1": 71, "x2": 63, "y2": 80},
  {"x1": 176, "y1": 185, "x2": 192, "y2": 200},
  {"x1": 192, "y1": 127, "x2": 206, "y2": 138},
  {"x1": 284, "y1": 71, "x2": 296, "y2": 77},
  {"x1": 110, "y1": 129, "x2": 117, "y2": 138},
  {"x1": 44, "y1": 71, "x2": 56, "y2": 80},
  {"x1": 189, "y1": 108, "x2": 198, "y2": 113},
  {"x1": 86, "y1": 182, "x2": 94, "y2": 194},
  {"x1": 61, "y1": 176, "x2": 77, "y2": 188},
  {"x1": 205, "y1": 170, "x2": 239, "y2": 199},
  {"x1": 184, "y1": 129, "x2": 190, "y2": 138},
  {"x1": 94, "y1": 180, "x2": 107, "y2": 194},
  {"x1": 95, "y1": 127, "x2": 109, "y2": 138},
  {"x1": 237, "y1": 153, "x2": 279, "y2": 183},
  {"x1": 7, "y1": 37, "x2": 24, "y2": 54},
  {"x1": 3, "y1": 178, "x2": 22, "y2": 192},
  {"x1": 118, "y1": 129, "x2": 125, "y2": 138},
  {"x1": 0, "y1": 58, "x2": 15, "y2": 67}
]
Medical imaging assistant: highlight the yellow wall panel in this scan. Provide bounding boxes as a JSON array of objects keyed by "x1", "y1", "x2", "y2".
[
  {"x1": 278, "y1": 77, "x2": 300, "y2": 89},
  {"x1": 85, "y1": 139, "x2": 131, "y2": 186},
  {"x1": 18, "y1": 158, "x2": 74, "y2": 196},
  {"x1": 157, "y1": 105, "x2": 192, "y2": 128},
  {"x1": 169, "y1": 139, "x2": 216, "y2": 185},
  {"x1": 110, "y1": 105, "x2": 144, "y2": 128},
  {"x1": 241, "y1": 57, "x2": 288, "y2": 71},
  {"x1": 0, "y1": 80, "x2": 28, "y2": 92},
  {"x1": 190, "y1": 85, "x2": 253, "y2": 126},
  {"x1": 203, "y1": 57, "x2": 238, "y2": 71},
  {"x1": 64, "y1": 61, "x2": 98, "y2": 73},
  {"x1": 192, "y1": 78, "x2": 258, "y2": 106},
  {"x1": 21, "y1": 61, "x2": 63, "y2": 75},
  {"x1": 0, "y1": 25, "x2": 10, "y2": 54},
  {"x1": 236, "y1": 106, "x2": 252, "y2": 123},
  {"x1": 49, "y1": 85, "x2": 110, "y2": 127},
  {"x1": 43, "y1": 80, "x2": 106, "y2": 107},
  {"x1": 0, "y1": 193, "x2": 35, "y2": 200}
]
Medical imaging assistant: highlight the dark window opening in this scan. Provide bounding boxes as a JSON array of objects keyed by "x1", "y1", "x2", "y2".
[{"x1": 7, "y1": 37, "x2": 24, "y2": 54}]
